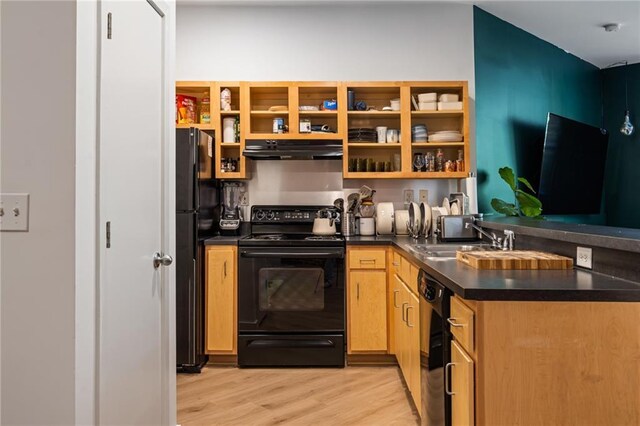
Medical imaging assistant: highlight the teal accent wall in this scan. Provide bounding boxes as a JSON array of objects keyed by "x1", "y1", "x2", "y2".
[
  {"x1": 473, "y1": 7, "x2": 603, "y2": 223},
  {"x1": 602, "y1": 63, "x2": 640, "y2": 228}
]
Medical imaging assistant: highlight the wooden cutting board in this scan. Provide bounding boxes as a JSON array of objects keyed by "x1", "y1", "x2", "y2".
[{"x1": 456, "y1": 250, "x2": 573, "y2": 270}]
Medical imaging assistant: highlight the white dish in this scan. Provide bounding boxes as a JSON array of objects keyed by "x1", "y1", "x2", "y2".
[
  {"x1": 439, "y1": 93, "x2": 459, "y2": 102},
  {"x1": 437, "y1": 101, "x2": 463, "y2": 111},
  {"x1": 418, "y1": 92, "x2": 437, "y2": 103},
  {"x1": 394, "y1": 210, "x2": 409, "y2": 235},
  {"x1": 408, "y1": 202, "x2": 421, "y2": 234},
  {"x1": 376, "y1": 202, "x2": 394, "y2": 235},
  {"x1": 450, "y1": 202, "x2": 460, "y2": 215},
  {"x1": 442, "y1": 197, "x2": 451, "y2": 215},
  {"x1": 420, "y1": 202, "x2": 431, "y2": 236}
]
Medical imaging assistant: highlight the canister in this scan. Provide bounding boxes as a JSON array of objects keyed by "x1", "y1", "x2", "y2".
[{"x1": 273, "y1": 117, "x2": 284, "y2": 134}]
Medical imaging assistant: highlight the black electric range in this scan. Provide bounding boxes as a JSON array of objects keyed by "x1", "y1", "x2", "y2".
[{"x1": 237, "y1": 205, "x2": 345, "y2": 367}]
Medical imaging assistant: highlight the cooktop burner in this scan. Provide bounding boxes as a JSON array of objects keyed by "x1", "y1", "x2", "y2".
[
  {"x1": 305, "y1": 235, "x2": 342, "y2": 241},
  {"x1": 252, "y1": 234, "x2": 286, "y2": 241}
]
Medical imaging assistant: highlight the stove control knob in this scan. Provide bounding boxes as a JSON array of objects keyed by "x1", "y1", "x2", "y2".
[
  {"x1": 255, "y1": 210, "x2": 265, "y2": 220},
  {"x1": 266, "y1": 211, "x2": 275, "y2": 220}
]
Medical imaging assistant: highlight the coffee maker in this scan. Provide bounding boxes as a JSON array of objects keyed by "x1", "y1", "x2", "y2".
[{"x1": 220, "y1": 182, "x2": 243, "y2": 235}]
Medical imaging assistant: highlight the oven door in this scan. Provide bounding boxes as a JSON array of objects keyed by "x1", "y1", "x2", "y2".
[{"x1": 238, "y1": 247, "x2": 345, "y2": 333}]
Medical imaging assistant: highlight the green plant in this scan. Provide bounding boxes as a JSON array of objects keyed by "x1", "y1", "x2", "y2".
[{"x1": 491, "y1": 167, "x2": 543, "y2": 218}]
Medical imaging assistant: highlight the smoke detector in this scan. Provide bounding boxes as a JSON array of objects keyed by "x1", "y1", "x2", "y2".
[{"x1": 603, "y1": 23, "x2": 622, "y2": 32}]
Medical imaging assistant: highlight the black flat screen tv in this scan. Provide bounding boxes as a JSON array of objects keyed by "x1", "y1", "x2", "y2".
[{"x1": 538, "y1": 113, "x2": 609, "y2": 215}]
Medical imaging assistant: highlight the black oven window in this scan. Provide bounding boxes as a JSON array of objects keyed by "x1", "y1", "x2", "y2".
[{"x1": 259, "y1": 268, "x2": 325, "y2": 311}]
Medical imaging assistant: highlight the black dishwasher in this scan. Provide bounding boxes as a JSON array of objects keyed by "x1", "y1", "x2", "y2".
[{"x1": 418, "y1": 270, "x2": 452, "y2": 426}]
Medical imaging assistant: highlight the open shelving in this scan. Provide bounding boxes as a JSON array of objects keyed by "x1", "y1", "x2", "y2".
[{"x1": 176, "y1": 80, "x2": 470, "y2": 180}]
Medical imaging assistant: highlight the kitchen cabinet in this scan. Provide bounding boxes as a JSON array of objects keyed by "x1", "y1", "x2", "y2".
[
  {"x1": 346, "y1": 247, "x2": 388, "y2": 353},
  {"x1": 348, "y1": 270, "x2": 388, "y2": 352},
  {"x1": 450, "y1": 340, "x2": 475, "y2": 426},
  {"x1": 176, "y1": 80, "x2": 470, "y2": 180},
  {"x1": 205, "y1": 246, "x2": 237, "y2": 354},
  {"x1": 390, "y1": 249, "x2": 421, "y2": 415}
]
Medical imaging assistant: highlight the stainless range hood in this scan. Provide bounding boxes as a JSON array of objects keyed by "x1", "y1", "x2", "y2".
[{"x1": 243, "y1": 139, "x2": 343, "y2": 160}]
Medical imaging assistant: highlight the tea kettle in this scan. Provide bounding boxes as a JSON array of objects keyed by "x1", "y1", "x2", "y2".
[{"x1": 313, "y1": 208, "x2": 337, "y2": 236}]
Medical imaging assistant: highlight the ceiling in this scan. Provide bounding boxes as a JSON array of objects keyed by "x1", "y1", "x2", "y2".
[
  {"x1": 476, "y1": 1, "x2": 640, "y2": 68},
  {"x1": 178, "y1": 0, "x2": 640, "y2": 68}
]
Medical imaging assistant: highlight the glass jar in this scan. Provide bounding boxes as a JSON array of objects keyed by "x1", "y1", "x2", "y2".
[
  {"x1": 456, "y1": 149, "x2": 464, "y2": 172},
  {"x1": 435, "y1": 149, "x2": 445, "y2": 172}
]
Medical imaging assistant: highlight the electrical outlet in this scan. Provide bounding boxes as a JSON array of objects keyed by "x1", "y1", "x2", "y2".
[
  {"x1": 403, "y1": 189, "x2": 414, "y2": 204},
  {"x1": 419, "y1": 189, "x2": 429, "y2": 204},
  {"x1": 576, "y1": 246, "x2": 592, "y2": 269},
  {"x1": 239, "y1": 192, "x2": 249, "y2": 206}
]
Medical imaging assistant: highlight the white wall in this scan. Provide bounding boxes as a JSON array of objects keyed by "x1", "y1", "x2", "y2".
[
  {"x1": 0, "y1": 1, "x2": 76, "y2": 424},
  {"x1": 177, "y1": 3, "x2": 476, "y2": 209}
]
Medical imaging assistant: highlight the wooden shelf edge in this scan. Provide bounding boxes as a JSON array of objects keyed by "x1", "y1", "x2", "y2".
[
  {"x1": 176, "y1": 123, "x2": 215, "y2": 130},
  {"x1": 410, "y1": 142, "x2": 465, "y2": 147},
  {"x1": 347, "y1": 143, "x2": 402, "y2": 148}
]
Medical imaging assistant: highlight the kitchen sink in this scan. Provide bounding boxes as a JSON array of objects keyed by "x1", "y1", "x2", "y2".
[{"x1": 407, "y1": 243, "x2": 494, "y2": 261}]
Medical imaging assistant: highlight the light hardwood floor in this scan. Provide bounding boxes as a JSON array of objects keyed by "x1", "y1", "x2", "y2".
[{"x1": 178, "y1": 366, "x2": 420, "y2": 425}]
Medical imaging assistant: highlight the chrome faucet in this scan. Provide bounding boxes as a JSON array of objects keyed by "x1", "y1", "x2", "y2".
[{"x1": 465, "y1": 222, "x2": 515, "y2": 251}]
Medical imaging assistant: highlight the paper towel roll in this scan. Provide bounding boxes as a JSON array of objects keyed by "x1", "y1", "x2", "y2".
[{"x1": 463, "y1": 176, "x2": 478, "y2": 214}]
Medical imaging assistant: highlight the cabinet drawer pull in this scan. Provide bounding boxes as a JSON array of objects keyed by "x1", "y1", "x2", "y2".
[
  {"x1": 392, "y1": 261, "x2": 400, "y2": 267},
  {"x1": 223, "y1": 260, "x2": 227, "y2": 278},
  {"x1": 393, "y1": 290, "x2": 399, "y2": 308},
  {"x1": 445, "y1": 362, "x2": 455, "y2": 395},
  {"x1": 359, "y1": 259, "x2": 376, "y2": 264},
  {"x1": 357, "y1": 282, "x2": 360, "y2": 301},
  {"x1": 402, "y1": 302, "x2": 409, "y2": 322},
  {"x1": 406, "y1": 306, "x2": 414, "y2": 327},
  {"x1": 447, "y1": 318, "x2": 464, "y2": 328}
]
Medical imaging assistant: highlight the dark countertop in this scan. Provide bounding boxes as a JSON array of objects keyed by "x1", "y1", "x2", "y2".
[
  {"x1": 345, "y1": 235, "x2": 640, "y2": 302},
  {"x1": 203, "y1": 235, "x2": 246, "y2": 245},
  {"x1": 480, "y1": 217, "x2": 640, "y2": 254}
]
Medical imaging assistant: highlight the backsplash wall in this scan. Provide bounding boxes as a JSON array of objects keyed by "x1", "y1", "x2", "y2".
[{"x1": 246, "y1": 160, "x2": 459, "y2": 210}]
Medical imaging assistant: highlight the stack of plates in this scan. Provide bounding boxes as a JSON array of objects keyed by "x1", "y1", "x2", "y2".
[
  {"x1": 348, "y1": 128, "x2": 377, "y2": 143},
  {"x1": 412, "y1": 124, "x2": 428, "y2": 143},
  {"x1": 428, "y1": 130, "x2": 463, "y2": 142}
]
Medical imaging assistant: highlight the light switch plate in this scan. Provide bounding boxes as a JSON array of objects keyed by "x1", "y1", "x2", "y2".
[
  {"x1": 576, "y1": 246, "x2": 592, "y2": 269},
  {"x1": 403, "y1": 189, "x2": 414, "y2": 204},
  {"x1": 419, "y1": 189, "x2": 429, "y2": 204},
  {"x1": 0, "y1": 193, "x2": 29, "y2": 231}
]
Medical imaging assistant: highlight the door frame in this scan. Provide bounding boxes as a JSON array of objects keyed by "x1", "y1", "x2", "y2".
[{"x1": 75, "y1": 0, "x2": 176, "y2": 424}]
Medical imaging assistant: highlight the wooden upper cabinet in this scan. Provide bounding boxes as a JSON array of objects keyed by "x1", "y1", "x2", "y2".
[
  {"x1": 205, "y1": 246, "x2": 237, "y2": 354},
  {"x1": 177, "y1": 80, "x2": 470, "y2": 181},
  {"x1": 348, "y1": 270, "x2": 388, "y2": 352}
]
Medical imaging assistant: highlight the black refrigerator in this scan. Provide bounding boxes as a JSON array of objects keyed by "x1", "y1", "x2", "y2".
[{"x1": 176, "y1": 128, "x2": 217, "y2": 373}]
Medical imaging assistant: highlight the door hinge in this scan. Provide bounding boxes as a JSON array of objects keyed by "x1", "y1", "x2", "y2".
[
  {"x1": 106, "y1": 221, "x2": 111, "y2": 248},
  {"x1": 107, "y1": 12, "x2": 112, "y2": 39}
]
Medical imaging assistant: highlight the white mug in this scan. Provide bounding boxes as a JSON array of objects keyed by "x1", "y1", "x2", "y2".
[
  {"x1": 386, "y1": 129, "x2": 399, "y2": 143},
  {"x1": 359, "y1": 217, "x2": 376, "y2": 236},
  {"x1": 390, "y1": 98, "x2": 401, "y2": 111},
  {"x1": 376, "y1": 126, "x2": 388, "y2": 143}
]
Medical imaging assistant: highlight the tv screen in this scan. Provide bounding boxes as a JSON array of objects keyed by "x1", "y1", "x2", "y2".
[{"x1": 538, "y1": 113, "x2": 609, "y2": 215}]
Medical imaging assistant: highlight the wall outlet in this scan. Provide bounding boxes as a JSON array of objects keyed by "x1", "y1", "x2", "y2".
[
  {"x1": 403, "y1": 189, "x2": 414, "y2": 204},
  {"x1": 419, "y1": 189, "x2": 429, "y2": 204},
  {"x1": 239, "y1": 191, "x2": 249, "y2": 206},
  {"x1": 576, "y1": 246, "x2": 592, "y2": 269}
]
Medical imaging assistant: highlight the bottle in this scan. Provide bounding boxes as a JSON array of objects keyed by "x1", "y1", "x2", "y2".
[
  {"x1": 199, "y1": 95, "x2": 210, "y2": 124},
  {"x1": 456, "y1": 149, "x2": 464, "y2": 172},
  {"x1": 435, "y1": 148, "x2": 445, "y2": 172}
]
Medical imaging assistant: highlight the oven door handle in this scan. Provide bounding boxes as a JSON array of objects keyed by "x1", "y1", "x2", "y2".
[{"x1": 240, "y1": 250, "x2": 344, "y2": 259}]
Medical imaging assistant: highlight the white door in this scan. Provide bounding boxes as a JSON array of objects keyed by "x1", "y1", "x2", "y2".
[{"x1": 98, "y1": 1, "x2": 171, "y2": 424}]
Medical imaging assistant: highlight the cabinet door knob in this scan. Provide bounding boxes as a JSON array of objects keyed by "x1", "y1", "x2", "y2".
[{"x1": 153, "y1": 252, "x2": 173, "y2": 269}]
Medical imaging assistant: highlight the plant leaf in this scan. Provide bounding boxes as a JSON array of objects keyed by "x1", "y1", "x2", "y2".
[
  {"x1": 491, "y1": 198, "x2": 519, "y2": 216},
  {"x1": 499, "y1": 167, "x2": 517, "y2": 191},
  {"x1": 516, "y1": 190, "x2": 543, "y2": 217},
  {"x1": 518, "y1": 177, "x2": 536, "y2": 194}
]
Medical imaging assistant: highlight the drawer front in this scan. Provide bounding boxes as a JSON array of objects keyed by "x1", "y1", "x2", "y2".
[
  {"x1": 349, "y1": 249, "x2": 386, "y2": 270},
  {"x1": 449, "y1": 296, "x2": 475, "y2": 353}
]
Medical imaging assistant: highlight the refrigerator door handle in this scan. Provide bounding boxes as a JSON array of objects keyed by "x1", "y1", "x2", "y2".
[{"x1": 192, "y1": 132, "x2": 200, "y2": 211}]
